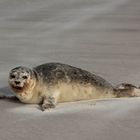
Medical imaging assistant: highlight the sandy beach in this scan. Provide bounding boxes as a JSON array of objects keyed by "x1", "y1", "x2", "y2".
[{"x1": 0, "y1": 0, "x2": 140, "y2": 139}]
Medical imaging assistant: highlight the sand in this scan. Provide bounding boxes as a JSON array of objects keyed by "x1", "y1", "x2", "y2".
[{"x1": 0, "y1": 0, "x2": 140, "y2": 139}]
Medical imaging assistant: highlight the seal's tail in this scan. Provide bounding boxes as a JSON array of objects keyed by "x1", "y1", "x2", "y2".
[{"x1": 113, "y1": 83, "x2": 140, "y2": 98}]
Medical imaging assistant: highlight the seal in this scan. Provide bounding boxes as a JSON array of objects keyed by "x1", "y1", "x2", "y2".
[
  {"x1": 7, "y1": 63, "x2": 140, "y2": 111},
  {"x1": 115, "y1": 83, "x2": 140, "y2": 97}
]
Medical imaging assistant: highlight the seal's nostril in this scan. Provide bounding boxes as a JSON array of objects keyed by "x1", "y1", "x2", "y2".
[{"x1": 15, "y1": 81, "x2": 20, "y2": 85}]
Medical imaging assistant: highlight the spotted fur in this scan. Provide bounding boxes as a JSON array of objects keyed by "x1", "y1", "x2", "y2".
[{"x1": 7, "y1": 63, "x2": 140, "y2": 111}]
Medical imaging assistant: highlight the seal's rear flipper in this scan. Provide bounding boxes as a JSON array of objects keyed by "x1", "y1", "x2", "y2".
[{"x1": 114, "y1": 83, "x2": 140, "y2": 97}]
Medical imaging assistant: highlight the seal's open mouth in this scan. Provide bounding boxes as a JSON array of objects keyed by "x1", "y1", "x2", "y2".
[
  {"x1": 11, "y1": 85, "x2": 24, "y2": 91},
  {"x1": 14, "y1": 86, "x2": 23, "y2": 90}
]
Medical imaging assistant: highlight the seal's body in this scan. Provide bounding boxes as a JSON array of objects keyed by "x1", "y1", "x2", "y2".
[{"x1": 8, "y1": 63, "x2": 140, "y2": 111}]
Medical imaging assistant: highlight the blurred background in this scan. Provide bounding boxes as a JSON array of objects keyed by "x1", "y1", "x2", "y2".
[
  {"x1": 0, "y1": 0, "x2": 140, "y2": 87},
  {"x1": 0, "y1": 1, "x2": 140, "y2": 140}
]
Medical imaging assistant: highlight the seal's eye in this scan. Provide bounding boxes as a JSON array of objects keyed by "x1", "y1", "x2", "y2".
[
  {"x1": 22, "y1": 76, "x2": 28, "y2": 79},
  {"x1": 10, "y1": 75, "x2": 15, "y2": 79}
]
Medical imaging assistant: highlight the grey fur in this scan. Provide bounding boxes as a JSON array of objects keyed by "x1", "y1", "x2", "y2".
[{"x1": 34, "y1": 63, "x2": 113, "y2": 89}]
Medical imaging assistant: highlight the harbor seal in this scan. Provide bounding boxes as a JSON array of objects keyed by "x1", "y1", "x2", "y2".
[
  {"x1": 6, "y1": 63, "x2": 140, "y2": 111},
  {"x1": 115, "y1": 83, "x2": 140, "y2": 97}
]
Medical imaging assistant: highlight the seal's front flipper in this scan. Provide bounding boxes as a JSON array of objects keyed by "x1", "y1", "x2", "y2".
[{"x1": 41, "y1": 96, "x2": 57, "y2": 111}]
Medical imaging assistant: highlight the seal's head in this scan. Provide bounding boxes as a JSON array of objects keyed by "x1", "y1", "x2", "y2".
[{"x1": 8, "y1": 66, "x2": 36, "y2": 94}]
